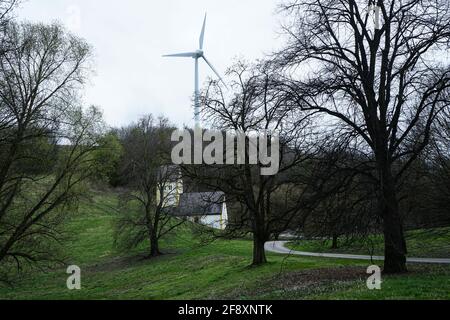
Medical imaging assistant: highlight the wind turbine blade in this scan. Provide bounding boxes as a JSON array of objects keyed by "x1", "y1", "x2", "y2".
[
  {"x1": 202, "y1": 56, "x2": 228, "y2": 88},
  {"x1": 199, "y1": 13, "x2": 207, "y2": 50},
  {"x1": 163, "y1": 52, "x2": 196, "y2": 58}
]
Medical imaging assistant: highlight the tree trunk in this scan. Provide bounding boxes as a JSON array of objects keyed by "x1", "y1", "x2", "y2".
[
  {"x1": 379, "y1": 167, "x2": 408, "y2": 274},
  {"x1": 251, "y1": 206, "x2": 268, "y2": 266},
  {"x1": 252, "y1": 234, "x2": 267, "y2": 266},
  {"x1": 382, "y1": 196, "x2": 407, "y2": 273},
  {"x1": 149, "y1": 232, "x2": 161, "y2": 257},
  {"x1": 331, "y1": 234, "x2": 339, "y2": 250}
]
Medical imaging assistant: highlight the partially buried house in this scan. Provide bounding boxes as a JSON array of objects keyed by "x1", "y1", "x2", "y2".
[{"x1": 157, "y1": 165, "x2": 228, "y2": 230}]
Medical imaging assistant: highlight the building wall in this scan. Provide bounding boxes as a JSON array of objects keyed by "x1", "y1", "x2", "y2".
[
  {"x1": 157, "y1": 179, "x2": 184, "y2": 208},
  {"x1": 187, "y1": 203, "x2": 228, "y2": 230},
  {"x1": 220, "y1": 202, "x2": 228, "y2": 230},
  {"x1": 201, "y1": 215, "x2": 223, "y2": 230}
]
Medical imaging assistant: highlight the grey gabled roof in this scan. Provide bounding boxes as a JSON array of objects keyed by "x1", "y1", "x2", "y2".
[{"x1": 172, "y1": 192, "x2": 225, "y2": 217}]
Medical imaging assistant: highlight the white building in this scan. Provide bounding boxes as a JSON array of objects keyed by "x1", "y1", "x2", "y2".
[
  {"x1": 158, "y1": 166, "x2": 228, "y2": 230},
  {"x1": 175, "y1": 192, "x2": 228, "y2": 230}
]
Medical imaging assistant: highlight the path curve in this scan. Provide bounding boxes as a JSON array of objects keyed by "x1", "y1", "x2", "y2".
[{"x1": 265, "y1": 241, "x2": 450, "y2": 264}]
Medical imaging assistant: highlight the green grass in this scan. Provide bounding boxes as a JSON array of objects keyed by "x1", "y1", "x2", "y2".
[
  {"x1": 287, "y1": 228, "x2": 450, "y2": 258},
  {"x1": 0, "y1": 190, "x2": 449, "y2": 300},
  {"x1": 310, "y1": 269, "x2": 450, "y2": 300},
  {"x1": 237, "y1": 265, "x2": 450, "y2": 300}
]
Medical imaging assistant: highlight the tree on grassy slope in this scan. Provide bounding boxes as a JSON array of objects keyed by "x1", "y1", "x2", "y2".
[
  {"x1": 184, "y1": 61, "x2": 322, "y2": 266},
  {"x1": 114, "y1": 115, "x2": 184, "y2": 258},
  {"x1": 276, "y1": 0, "x2": 450, "y2": 273},
  {"x1": 0, "y1": 21, "x2": 102, "y2": 281}
]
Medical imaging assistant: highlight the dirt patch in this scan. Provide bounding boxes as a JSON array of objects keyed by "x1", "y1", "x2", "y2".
[
  {"x1": 263, "y1": 266, "x2": 366, "y2": 297},
  {"x1": 84, "y1": 252, "x2": 178, "y2": 273},
  {"x1": 219, "y1": 266, "x2": 367, "y2": 300},
  {"x1": 277, "y1": 266, "x2": 366, "y2": 284},
  {"x1": 219, "y1": 264, "x2": 450, "y2": 300}
]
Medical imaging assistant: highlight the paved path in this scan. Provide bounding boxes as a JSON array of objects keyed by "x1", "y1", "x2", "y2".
[{"x1": 265, "y1": 241, "x2": 450, "y2": 264}]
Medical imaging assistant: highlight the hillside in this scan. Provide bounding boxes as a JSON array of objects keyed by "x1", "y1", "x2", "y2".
[{"x1": 0, "y1": 190, "x2": 449, "y2": 300}]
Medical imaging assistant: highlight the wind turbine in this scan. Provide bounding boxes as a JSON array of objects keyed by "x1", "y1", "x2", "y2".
[{"x1": 163, "y1": 14, "x2": 226, "y2": 127}]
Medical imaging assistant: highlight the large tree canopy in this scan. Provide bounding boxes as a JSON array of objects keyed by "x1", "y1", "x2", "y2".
[
  {"x1": 275, "y1": 0, "x2": 450, "y2": 273},
  {"x1": 0, "y1": 20, "x2": 101, "y2": 281}
]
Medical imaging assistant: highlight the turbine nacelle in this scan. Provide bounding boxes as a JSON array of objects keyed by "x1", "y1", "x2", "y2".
[
  {"x1": 194, "y1": 50, "x2": 204, "y2": 58},
  {"x1": 163, "y1": 13, "x2": 227, "y2": 87}
]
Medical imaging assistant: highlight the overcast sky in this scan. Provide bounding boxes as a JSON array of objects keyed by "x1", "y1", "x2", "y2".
[{"x1": 17, "y1": 0, "x2": 284, "y2": 128}]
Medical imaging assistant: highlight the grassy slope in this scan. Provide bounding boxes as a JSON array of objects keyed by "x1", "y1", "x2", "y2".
[
  {"x1": 0, "y1": 191, "x2": 449, "y2": 300},
  {"x1": 311, "y1": 270, "x2": 450, "y2": 300}
]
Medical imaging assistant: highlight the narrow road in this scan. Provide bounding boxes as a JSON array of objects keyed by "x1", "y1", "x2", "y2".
[{"x1": 265, "y1": 241, "x2": 450, "y2": 264}]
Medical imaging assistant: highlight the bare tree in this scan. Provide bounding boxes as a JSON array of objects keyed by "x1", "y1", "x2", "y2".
[
  {"x1": 0, "y1": 0, "x2": 18, "y2": 33},
  {"x1": 426, "y1": 106, "x2": 450, "y2": 225},
  {"x1": 275, "y1": 0, "x2": 450, "y2": 273},
  {"x1": 0, "y1": 21, "x2": 99, "y2": 281},
  {"x1": 0, "y1": 1, "x2": 19, "y2": 64},
  {"x1": 187, "y1": 61, "x2": 321, "y2": 265},
  {"x1": 114, "y1": 115, "x2": 184, "y2": 258}
]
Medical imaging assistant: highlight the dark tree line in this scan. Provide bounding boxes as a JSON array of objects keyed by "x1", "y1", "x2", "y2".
[{"x1": 300, "y1": 143, "x2": 379, "y2": 250}]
